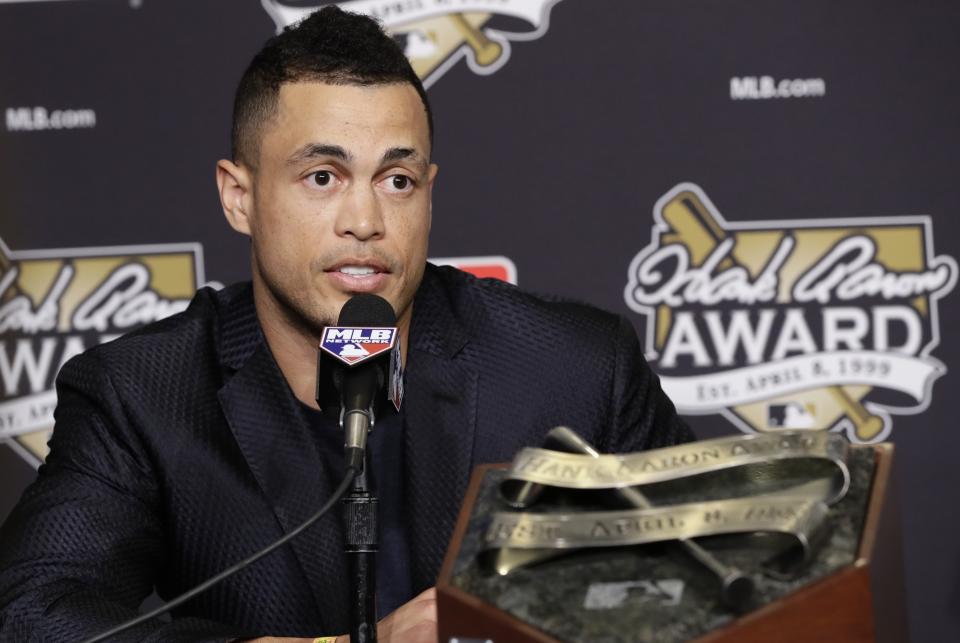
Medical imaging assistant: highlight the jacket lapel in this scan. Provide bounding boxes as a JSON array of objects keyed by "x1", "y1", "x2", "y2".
[
  {"x1": 212, "y1": 268, "x2": 482, "y2": 615},
  {"x1": 216, "y1": 286, "x2": 348, "y2": 631},
  {"x1": 404, "y1": 268, "x2": 479, "y2": 591}
]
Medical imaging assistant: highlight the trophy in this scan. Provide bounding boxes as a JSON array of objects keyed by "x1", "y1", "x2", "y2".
[{"x1": 437, "y1": 429, "x2": 905, "y2": 643}]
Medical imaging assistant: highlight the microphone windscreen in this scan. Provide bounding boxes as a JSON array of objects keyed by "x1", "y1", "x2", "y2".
[{"x1": 337, "y1": 294, "x2": 396, "y2": 327}]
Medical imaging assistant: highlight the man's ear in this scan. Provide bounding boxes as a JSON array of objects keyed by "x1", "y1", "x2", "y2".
[{"x1": 216, "y1": 159, "x2": 253, "y2": 236}]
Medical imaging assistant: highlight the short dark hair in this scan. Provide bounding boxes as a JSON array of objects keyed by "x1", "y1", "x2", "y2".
[{"x1": 231, "y1": 6, "x2": 433, "y2": 166}]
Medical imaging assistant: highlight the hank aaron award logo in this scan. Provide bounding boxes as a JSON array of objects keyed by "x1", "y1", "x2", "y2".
[
  {"x1": 261, "y1": 0, "x2": 561, "y2": 87},
  {"x1": 0, "y1": 236, "x2": 205, "y2": 465},
  {"x1": 624, "y1": 183, "x2": 957, "y2": 443}
]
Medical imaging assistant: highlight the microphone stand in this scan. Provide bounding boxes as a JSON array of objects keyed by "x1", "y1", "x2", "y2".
[{"x1": 342, "y1": 407, "x2": 378, "y2": 643}]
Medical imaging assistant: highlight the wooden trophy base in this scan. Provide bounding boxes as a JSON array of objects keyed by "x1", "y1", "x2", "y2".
[{"x1": 437, "y1": 444, "x2": 906, "y2": 643}]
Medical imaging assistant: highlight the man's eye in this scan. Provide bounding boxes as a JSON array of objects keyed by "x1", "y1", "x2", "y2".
[
  {"x1": 312, "y1": 171, "x2": 333, "y2": 187},
  {"x1": 389, "y1": 175, "x2": 412, "y2": 191}
]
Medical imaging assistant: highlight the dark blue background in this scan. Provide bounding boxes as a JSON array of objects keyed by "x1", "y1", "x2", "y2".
[{"x1": 2, "y1": 1, "x2": 958, "y2": 640}]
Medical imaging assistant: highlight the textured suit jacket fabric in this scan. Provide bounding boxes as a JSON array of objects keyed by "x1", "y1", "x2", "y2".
[{"x1": 0, "y1": 264, "x2": 693, "y2": 642}]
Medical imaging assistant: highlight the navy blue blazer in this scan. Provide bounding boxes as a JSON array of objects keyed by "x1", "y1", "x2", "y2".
[{"x1": 0, "y1": 264, "x2": 692, "y2": 642}]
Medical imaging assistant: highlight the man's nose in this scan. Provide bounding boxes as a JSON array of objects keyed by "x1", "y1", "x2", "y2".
[{"x1": 334, "y1": 184, "x2": 386, "y2": 241}]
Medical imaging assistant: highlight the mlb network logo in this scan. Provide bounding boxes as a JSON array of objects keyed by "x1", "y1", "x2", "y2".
[{"x1": 320, "y1": 327, "x2": 397, "y2": 366}]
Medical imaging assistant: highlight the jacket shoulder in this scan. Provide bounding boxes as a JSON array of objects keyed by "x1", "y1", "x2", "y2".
[
  {"x1": 426, "y1": 264, "x2": 625, "y2": 353},
  {"x1": 58, "y1": 284, "x2": 247, "y2": 395},
  {"x1": 436, "y1": 267, "x2": 622, "y2": 341}
]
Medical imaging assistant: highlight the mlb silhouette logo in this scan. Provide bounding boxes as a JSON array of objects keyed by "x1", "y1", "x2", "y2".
[
  {"x1": 320, "y1": 327, "x2": 397, "y2": 366},
  {"x1": 767, "y1": 403, "x2": 817, "y2": 429}
]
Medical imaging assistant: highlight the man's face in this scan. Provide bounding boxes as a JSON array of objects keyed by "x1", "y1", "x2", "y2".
[{"x1": 230, "y1": 81, "x2": 436, "y2": 337}]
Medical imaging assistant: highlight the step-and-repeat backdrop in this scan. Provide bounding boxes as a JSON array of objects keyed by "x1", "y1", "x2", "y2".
[{"x1": 2, "y1": 0, "x2": 958, "y2": 639}]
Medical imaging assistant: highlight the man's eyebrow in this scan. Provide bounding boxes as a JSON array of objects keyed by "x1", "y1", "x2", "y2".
[
  {"x1": 288, "y1": 143, "x2": 352, "y2": 165},
  {"x1": 381, "y1": 147, "x2": 427, "y2": 169}
]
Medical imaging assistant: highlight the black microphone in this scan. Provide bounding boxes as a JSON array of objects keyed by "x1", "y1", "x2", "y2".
[
  {"x1": 318, "y1": 294, "x2": 398, "y2": 643},
  {"x1": 317, "y1": 293, "x2": 399, "y2": 470}
]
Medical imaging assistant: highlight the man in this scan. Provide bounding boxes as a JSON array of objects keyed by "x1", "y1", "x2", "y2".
[{"x1": 0, "y1": 7, "x2": 692, "y2": 642}]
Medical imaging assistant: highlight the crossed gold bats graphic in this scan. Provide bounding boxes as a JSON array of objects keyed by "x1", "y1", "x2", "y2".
[
  {"x1": 420, "y1": 13, "x2": 503, "y2": 67},
  {"x1": 446, "y1": 14, "x2": 503, "y2": 67},
  {"x1": 660, "y1": 191, "x2": 885, "y2": 442}
]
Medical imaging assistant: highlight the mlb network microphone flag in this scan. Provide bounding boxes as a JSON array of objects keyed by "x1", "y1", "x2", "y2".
[{"x1": 320, "y1": 326, "x2": 403, "y2": 410}]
